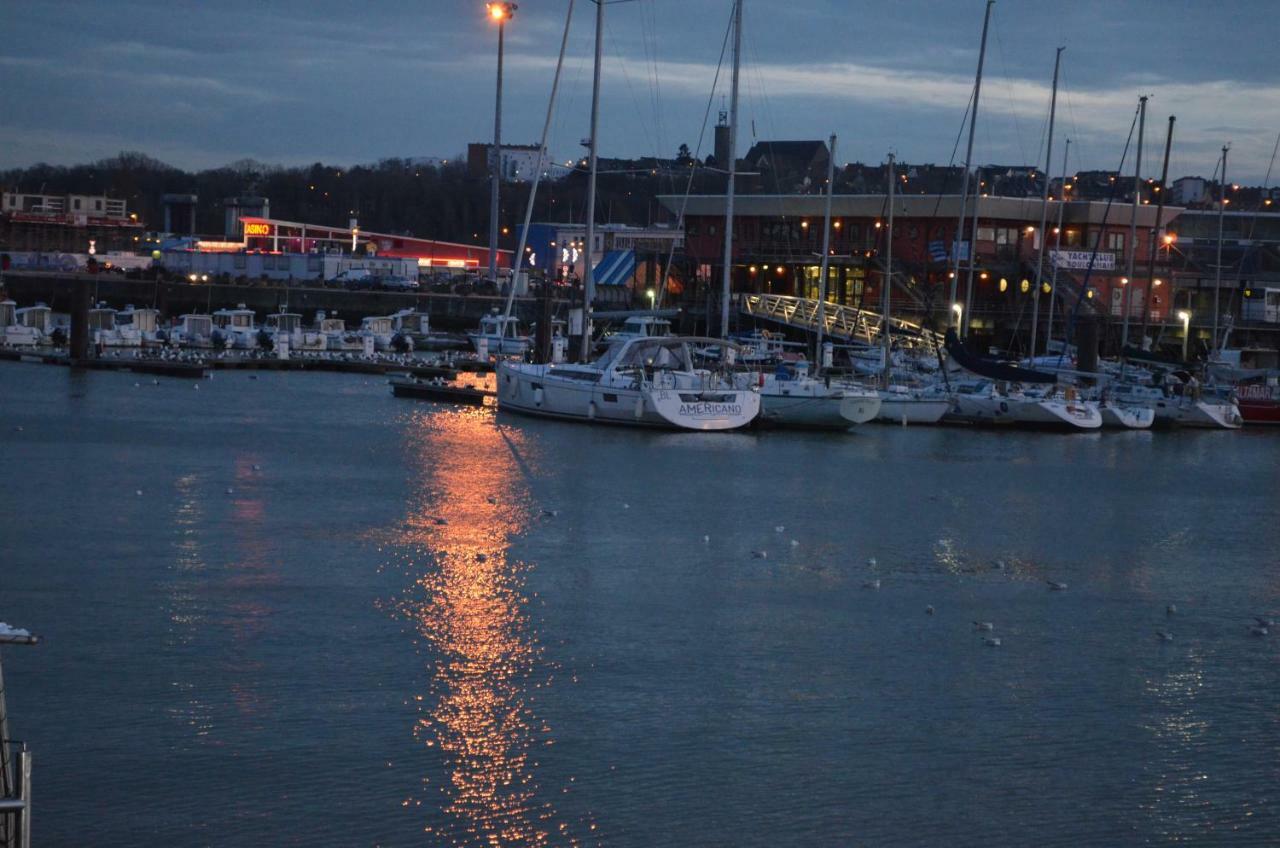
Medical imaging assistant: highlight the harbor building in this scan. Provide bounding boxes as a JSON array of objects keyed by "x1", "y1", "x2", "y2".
[
  {"x1": 660, "y1": 193, "x2": 1185, "y2": 343},
  {"x1": 1, "y1": 191, "x2": 144, "y2": 254}
]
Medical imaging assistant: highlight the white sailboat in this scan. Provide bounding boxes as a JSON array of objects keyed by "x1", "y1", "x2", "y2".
[
  {"x1": 497, "y1": 335, "x2": 760, "y2": 430},
  {"x1": 875, "y1": 151, "x2": 949, "y2": 424}
]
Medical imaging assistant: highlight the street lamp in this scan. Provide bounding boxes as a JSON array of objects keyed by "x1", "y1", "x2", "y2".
[
  {"x1": 486, "y1": 2, "x2": 518, "y2": 284},
  {"x1": 951, "y1": 302, "x2": 963, "y2": 328},
  {"x1": 1177, "y1": 309, "x2": 1191, "y2": 360}
]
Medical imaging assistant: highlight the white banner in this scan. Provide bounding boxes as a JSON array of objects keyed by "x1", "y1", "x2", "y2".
[{"x1": 1050, "y1": 250, "x2": 1115, "y2": 271}]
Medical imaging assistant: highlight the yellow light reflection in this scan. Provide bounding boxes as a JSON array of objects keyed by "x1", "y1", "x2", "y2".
[{"x1": 394, "y1": 406, "x2": 577, "y2": 846}]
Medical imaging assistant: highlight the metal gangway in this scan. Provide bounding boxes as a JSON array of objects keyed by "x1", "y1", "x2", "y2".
[{"x1": 740, "y1": 293, "x2": 945, "y2": 354}]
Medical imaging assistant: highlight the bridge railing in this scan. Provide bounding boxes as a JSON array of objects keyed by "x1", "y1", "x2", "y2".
[{"x1": 740, "y1": 293, "x2": 944, "y2": 354}]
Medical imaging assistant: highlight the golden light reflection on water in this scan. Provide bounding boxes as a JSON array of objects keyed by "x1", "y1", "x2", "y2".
[{"x1": 392, "y1": 406, "x2": 579, "y2": 847}]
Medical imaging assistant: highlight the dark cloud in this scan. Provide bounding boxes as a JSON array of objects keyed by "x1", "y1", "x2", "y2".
[{"x1": 2, "y1": 0, "x2": 1277, "y2": 181}]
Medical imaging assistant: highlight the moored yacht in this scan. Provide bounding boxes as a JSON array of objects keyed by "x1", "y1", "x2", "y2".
[
  {"x1": 1005, "y1": 385, "x2": 1102, "y2": 430},
  {"x1": 211, "y1": 306, "x2": 256, "y2": 349},
  {"x1": 15, "y1": 304, "x2": 54, "y2": 344},
  {"x1": 170, "y1": 314, "x2": 214, "y2": 348},
  {"x1": 1110, "y1": 382, "x2": 1243, "y2": 429},
  {"x1": 468, "y1": 312, "x2": 530, "y2": 357},
  {"x1": 737, "y1": 361, "x2": 881, "y2": 428},
  {"x1": 497, "y1": 335, "x2": 760, "y2": 430},
  {"x1": 876, "y1": 385, "x2": 951, "y2": 424},
  {"x1": 0, "y1": 300, "x2": 40, "y2": 347}
]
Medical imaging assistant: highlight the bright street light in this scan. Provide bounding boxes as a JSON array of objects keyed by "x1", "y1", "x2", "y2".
[
  {"x1": 1177, "y1": 309, "x2": 1191, "y2": 360},
  {"x1": 485, "y1": 2, "x2": 517, "y2": 284}
]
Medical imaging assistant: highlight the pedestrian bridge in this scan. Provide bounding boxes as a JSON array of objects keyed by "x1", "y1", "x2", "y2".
[{"x1": 740, "y1": 293, "x2": 945, "y2": 354}]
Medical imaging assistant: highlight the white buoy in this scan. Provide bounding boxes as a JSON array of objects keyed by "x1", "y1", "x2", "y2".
[
  {"x1": 623, "y1": 503, "x2": 630, "y2": 510},
  {"x1": 135, "y1": 489, "x2": 143, "y2": 496}
]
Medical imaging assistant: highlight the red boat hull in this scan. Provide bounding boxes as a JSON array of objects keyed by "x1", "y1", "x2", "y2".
[{"x1": 1236, "y1": 385, "x2": 1280, "y2": 425}]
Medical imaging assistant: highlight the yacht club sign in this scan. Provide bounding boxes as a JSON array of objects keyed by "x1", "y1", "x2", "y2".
[{"x1": 1050, "y1": 250, "x2": 1116, "y2": 271}]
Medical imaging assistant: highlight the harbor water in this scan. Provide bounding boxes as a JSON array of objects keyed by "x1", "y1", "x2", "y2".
[{"x1": 2, "y1": 362, "x2": 1278, "y2": 846}]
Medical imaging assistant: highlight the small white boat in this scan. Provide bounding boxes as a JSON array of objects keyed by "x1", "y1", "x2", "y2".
[
  {"x1": 1097, "y1": 400, "x2": 1155, "y2": 429},
  {"x1": 1110, "y1": 383, "x2": 1243, "y2": 430},
  {"x1": 602, "y1": 315, "x2": 673, "y2": 348},
  {"x1": 923, "y1": 379, "x2": 1015, "y2": 425},
  {"x1": 211, "y1": 306, "x2": 257, "y2": 349},
  {"x1": 318, "y1": 314, "x2": 364, "y2": 352},
  {"x1": 116, "y1": 306, "x2": 161, "y2": 346},
  {"x1": 876, "y1": 385, "x2": 950, "y2": 424},
  {"x1": 740, "y1": 364, "x2": 881, "y2": 429},
  {"x1": 15, "y1": 304, "x2": 54, "y2": 344},
  {"x1": 359, "y1": 316, "x2": 396, "y2": 352},
  {"x1": 0, "y1": 300, "x2": 40, "y2": 347},
  {"x1": 170, "y1": 314, "x2": 214, "y2": 348},
  {"x1": 88, "y1": 306, "x2": 143, "y2": 348},
  {"x1": 469, "y1": 312, "x2": 530, "y2": 357},
  {"x1": 497, "y1": 335, "x2": 760, "y2": 430},
  {"x1": 1006, "y1": 386, "x2": 1102, "y2": 430}
]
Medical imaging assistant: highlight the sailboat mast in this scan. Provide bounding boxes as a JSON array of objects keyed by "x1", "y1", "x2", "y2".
[
  {"x1": 503, "y1": 0, "x2": 576, "y2": 324},
  {"x1": 578, "y1": 0, "x2": 604, "y2": 361},
  {"x1": 1212, "y1": 144, "x2": 1229, "y2": 352},
  {"x1": 949, "y1": 0, "x2": 994, "y2": 334},
  {"x1": 719, "y1": 0, "x2": 743, "y2": 339},
  {"x1": 1029, "y1": 47, "x2": 1063, "y2": 360},
  {"x1": 1046, "y1": 138, "x2": 1070, "y2": 352},
  {"x1": 883, "y1": 152, "x2": 895, "y2": 389},
  {"x1": 1139, "y1": 116, "x2": 1175, "y2": 341},
  {"x1": 815, "y1": 133, "x2": 837, "y2": 366},
  {"x1": 1122, "y1": 95, "x2": 1148, "y2": 350}
]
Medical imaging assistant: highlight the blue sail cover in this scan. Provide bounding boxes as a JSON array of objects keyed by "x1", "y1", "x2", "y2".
[{"x1": 593, "y1": 250, "x2": 636, "y2": 286}]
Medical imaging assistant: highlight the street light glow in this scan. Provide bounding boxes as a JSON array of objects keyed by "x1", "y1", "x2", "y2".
[{"x1": 487, "y1": 2, "x2": 516, "y2": 21}]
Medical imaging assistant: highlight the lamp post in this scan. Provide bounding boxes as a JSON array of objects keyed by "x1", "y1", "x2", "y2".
[
  {"x1": 486, "y1": 3, "x2": 517, "y2": 285},
  {"x1": 1177, "y1": 309, "x2": 1191, "y2": 361}
]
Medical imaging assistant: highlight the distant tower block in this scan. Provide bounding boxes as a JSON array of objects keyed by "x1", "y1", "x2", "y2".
[
  {"x1": 223, "y1": 196, "x2": 270, "y2": 238},
  {"x1": 162, "y1": 194, "x2": 198, "y2": 235}
]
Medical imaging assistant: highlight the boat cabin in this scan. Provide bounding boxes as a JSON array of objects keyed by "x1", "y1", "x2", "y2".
[{"x1": 212, "y1": 307, "x2": 255, "y2": 330}]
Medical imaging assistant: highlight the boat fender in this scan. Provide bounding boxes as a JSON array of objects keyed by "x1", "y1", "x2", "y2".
[
  {"x1": 534, "y1": 387, "x2": 544, "y2": 407},
  {"x1": 634, "y1": 395, "x2": 645, "y2": 419},
  {"x1": 588, "y1": 401, "x2": 597, "y2": 419}
]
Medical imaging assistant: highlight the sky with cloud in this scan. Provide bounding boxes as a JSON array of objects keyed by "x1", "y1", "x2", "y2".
[{"x1": 2, "y1": 0, "x2": 1278, "y2": 183}]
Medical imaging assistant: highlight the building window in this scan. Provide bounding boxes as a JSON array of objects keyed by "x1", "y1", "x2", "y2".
[
  {"x1": 976, "y1": 227, "x2": 995, "y2": 242},
  {"x1": 73, "y1": 198, "x2": 81, "y2": 210},
  {"x1": 95, "y1": 200, "x2": 102, "y2": 211},
  {"x1": 995, "y1": 227, "x2": 1018, "y2": 245},
  {"x1": 1107, "y1": 232, "x2": 1125, "y2": 251}
]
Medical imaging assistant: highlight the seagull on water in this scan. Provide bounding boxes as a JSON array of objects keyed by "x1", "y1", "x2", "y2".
[
  {"x1": 542, "y1": 509, "x2": 559, "y2": 517},
  {"x1": 775, "y1": 525, "x2": 785, "y2": 533},
  {"x1": 486, "y1": 496, "x2": 497, "y2": 504},
  {"x1": 862, "y1": 579, "x2": 881, "y2": 590},
  {"x1": 702, "y1": 535, "x2": 710, "y2": 543},
  {"x1": 790, "y1": 539, "x2": 799, "y2": 547},
  {"x1": 973, "y1": 621, "x2": 994, "y2": 631},
  {"x1": 434, "y1": 517, "x2": 448, "y2": 526},
  {"x1": 867, "y1": 557, "x2": 877, "y2": 567},
  {"x1": 752, "y1": 550, "x2": 768, "y2": 559},
  {"x1": 1156, "y1": 631, "x2": 1174, "y2": 642},
  {"x1": 1047, "y1": 580, "x2": 1068, "y2": 591},
  {"x1": 1248, "y1": 625, "x2": 1269, "y2": 637},
  {"x1": 984, "y1": 637, "x2": 1002, "y2": 647},
  {"x1": 1166, "y1": 604, "x2": 1177, "y2": 616},
  {"x1": 1254, "y1": 616, "x2": 1276, "y2": 628},
  {"x1": 926, "y1": 605, "x2": 935, "y2": 616}
]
